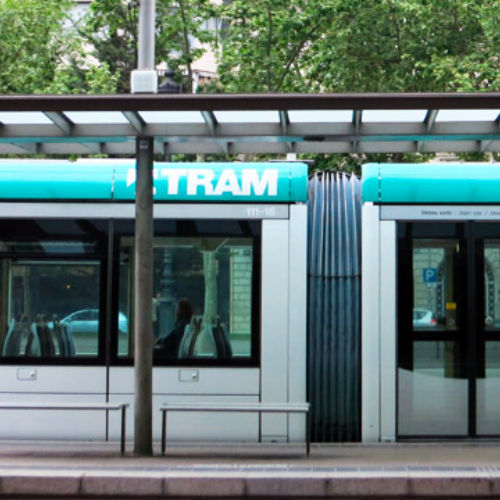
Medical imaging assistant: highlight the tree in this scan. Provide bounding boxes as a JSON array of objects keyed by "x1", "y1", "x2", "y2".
[
  {"x1": 81, "y1": 0, "x2": 139, "y2": 93},
  {"x1": 156, "y1": 0, "x2": 217, "y2": 92},
  {"x1": 217, "y1": 0, "x2": 339, "y2": 92},
  {"x1": 81, "y1": 0, "x2": 217, "y2": 93},
  {"x1": 0, "y1": 0, "x2": 73, "y2": 93},
  {"x1": 216, "y1": 0, "x2": 500, "y2": 92}
]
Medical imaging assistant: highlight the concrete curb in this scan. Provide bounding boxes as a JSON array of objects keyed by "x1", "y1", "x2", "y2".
[{"x1": 1, "y1": 471, "x2": 500, "y2": 497}]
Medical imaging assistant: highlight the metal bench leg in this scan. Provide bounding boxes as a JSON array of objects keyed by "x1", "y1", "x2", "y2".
[
  {"x1": 161, "y1": 411, "x2": 167, "y2": 456},
  {"x1": 121, "y1": 405, "x2": 127, "y2": 456},
  {"x1": 306, "y1": 411, "x2": 311, "y2": 456}
]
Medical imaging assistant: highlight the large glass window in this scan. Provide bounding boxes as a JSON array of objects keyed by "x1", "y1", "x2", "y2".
[
  {"x1": 0, "y1": 259, "x2": 102, "y2": 358},
  {"x1": 412, "y1": 240, "x2": 459, "y2": 331},
  {"x1": 117, "y1": 230, "x2": 258, "y2": 364},
  {"x1": 0, "y1": 220, "x2": 107, "y2": 361}
]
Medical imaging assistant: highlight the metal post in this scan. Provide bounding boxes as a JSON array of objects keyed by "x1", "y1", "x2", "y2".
[
  {"x1": 134, "y1": 136, "x2": 154, "y2": 456},
  {"x1": 137, "y1": 0, "x2": 155, "y2": 69}
]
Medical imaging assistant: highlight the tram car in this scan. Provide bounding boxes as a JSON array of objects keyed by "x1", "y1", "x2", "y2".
[
  {"x1": 1, "y1": 159, "x2": 498, "y2": 444},
  {"x1": 0, "y1": 159, "x2": 307, "y2": 443}
]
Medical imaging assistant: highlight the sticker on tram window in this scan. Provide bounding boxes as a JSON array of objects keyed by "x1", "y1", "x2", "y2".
[
  {"x1": 446, "y1": 302, "x2": 457, "y2": 310},
  {"x1": 422, "y1": 268, "x2": 437, "y2": 284}
]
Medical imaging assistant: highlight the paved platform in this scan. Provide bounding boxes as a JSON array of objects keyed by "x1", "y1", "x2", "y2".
[{"x1": 0, "y1": 440, "x2": 500, "y2": 497}]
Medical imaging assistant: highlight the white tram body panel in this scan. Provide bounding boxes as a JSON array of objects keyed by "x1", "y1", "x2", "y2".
[
  {"x1": 0, "y1": 160, "x2": 308, "y2": 442},
  {"x1": 362, "y1": 163, "x2": 500, "y2": 442}
]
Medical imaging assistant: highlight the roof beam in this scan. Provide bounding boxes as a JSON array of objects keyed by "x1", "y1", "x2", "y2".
[
  {"x1": 14, "y1": 142, "x2": 40, "y2": 154},
  {"x1": 480, "y1": 113, "x2": 500, "y2": 152},
  {"x1": 200, "y1": 112, "x2": 228, "y2": 155},
  {"x1": 82, "y1": 142, "x2": 104, "y2": 154},
  {"x1": 122, "y1": 111, "x2": 145, "y2": 134},
  {"x1": 417, "y1": 109, "x2": 439, "y2": 151},
  {"x1": 424, "y1": 109, "x2": 438, "y2": 132},
  {"x1": 43, "y1": 111, "x2": 73, "y2": 135},
  {"x1": 0, "y1": 121, "x2": 42, "y2": 154},
  {"x1": 0, "y1": 92, "x2": 499, "y2": 112},
  {"x1": 279, "y1": 110, "x2": 289, "y2": 135},
  {"x1": 279, "y1": 111, "x2": 293, "y2": 152},
  {"x1": 352, "y1": 110, "x2": 362, "y2": 153},
  {"x1": 201, "y1": 111, "x2": 217, "y2": 136}
]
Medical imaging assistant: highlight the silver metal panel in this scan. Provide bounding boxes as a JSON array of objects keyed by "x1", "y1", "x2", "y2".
[
  {"x1": 260, "y1": 220, "x2": 289, "y2": 440},
  {"x1": 382, "y1": 205, "x2": 500, "y2": 221},
  {"x1": 287, "y1": 204, "x2": 308, "y2": 440},
  {"x1": 362, "y1": 203, "x2": 381, "y2": 442},
  {"x1": 0, "y1": 203, "x2": 289, "y2": 220},
  {"x1": 0, "y1": 366, "x2": 106, "y2": 393},
  {"x1": 379, "y1": 221, "x2": 397, "y2": 442},
  {"x1": 0, "y1": 366, "x2": 107, "y2": 440},
  {"x1": 109, "y1": 367, "x2": 260, "y2": 395},
  {"x1": 307, "y1": 172, "x2": 361, "y2": 442}
]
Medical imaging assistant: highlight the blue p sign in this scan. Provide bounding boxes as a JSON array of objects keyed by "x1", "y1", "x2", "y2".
[{"x1": 423, "y1": 268, "x2": 437, "y2": 283}]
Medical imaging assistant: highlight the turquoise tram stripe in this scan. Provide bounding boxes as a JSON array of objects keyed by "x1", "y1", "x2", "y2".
[
  {"x1": 0, "y1": 160, "x2": 308, "y2": 203},
  {"x1": 362, "y1": 163, "x2": 500, "y2": 204}
]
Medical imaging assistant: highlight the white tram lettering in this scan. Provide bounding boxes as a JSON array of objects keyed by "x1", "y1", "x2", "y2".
[{"x1": 126, "y1": 168, "x2": 279, "y2": 197}]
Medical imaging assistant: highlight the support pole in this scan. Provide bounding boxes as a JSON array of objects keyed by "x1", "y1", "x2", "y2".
[
  {"x1": 134, "y1": 136, "x2": 154, "y2": 456},
  {"x1": 131, "y1": 0, "x2": 157, "y2": 94},
  {"x1": 137, "y1": 0, "x2": 155, "y2": 70}
]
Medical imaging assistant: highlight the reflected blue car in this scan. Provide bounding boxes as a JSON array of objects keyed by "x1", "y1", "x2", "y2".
[{"x1": 59, "y1": 309, "x2": 128, "y2": 335}]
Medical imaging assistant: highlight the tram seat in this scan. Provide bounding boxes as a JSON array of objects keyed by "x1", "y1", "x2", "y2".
[
  {"x1": 51, "y1": 320, "x2": 75, "y2": 357},
  {"x1": 178, "y1": 318, "x2": 202, "y2": 358},
  {"x1": 178, "y1": 318, "x2": 232, "y2": 359},
  {"x1": 24, "y1": 315, "x2": 58, "y2": 357},
  {"x1": 212, "y1": 322, "x2": 232, "y2": 359},
  {"x1": 2, "y1": 316, "x2": 30, "y2": 357},
  {"x1": 24, "y1": 323, "x2": 41, "y2": 357}
]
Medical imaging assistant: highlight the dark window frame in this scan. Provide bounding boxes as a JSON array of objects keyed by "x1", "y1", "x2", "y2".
[
  {"x1": 0, "y1": 219, "x2": 108, "y2": 366},
  {"x1": 110, "y1": 219, "x2": 261, "y2": 368}
]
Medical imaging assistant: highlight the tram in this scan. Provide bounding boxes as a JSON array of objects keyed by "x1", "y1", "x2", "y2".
[
  {"x1": 362, "y1": 163, "x2": 500, "y2": 441},
  {"x1": 2, "y1": 159, "x2": 499, "y2": 444},
  {"x1": 0, "y1": 159, "x2": 308, "y2": 443}
]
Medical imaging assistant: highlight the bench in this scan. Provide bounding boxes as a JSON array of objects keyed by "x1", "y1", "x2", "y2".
[
  {"x1": 0, "y1": 402, "x2": 129, "y2": 455},
  {"x1": 159, "y1": 402, "x2": 310, "y2": 456}
]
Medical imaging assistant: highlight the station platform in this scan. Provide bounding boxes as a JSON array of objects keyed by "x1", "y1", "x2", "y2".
[{"x1": 0, "y1": 440, "x2": 499, "y2": 498}]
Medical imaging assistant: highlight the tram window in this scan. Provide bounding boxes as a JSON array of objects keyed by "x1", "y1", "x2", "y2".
[
  {"x1": 484, "y1": 241, "x2": 500, "y2": 330},
  {"x1": 0, "y1": 259, "x2": 101, "y2": 359},
  {"x1": 118, "y1": 236, "x2": 256, "y2": 363},
  {"x1": 412, "y1": 240, "x2": 459, "y2": 331}
]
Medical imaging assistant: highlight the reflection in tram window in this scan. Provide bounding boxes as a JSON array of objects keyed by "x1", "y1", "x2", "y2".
[
  {"x1": 412, "y1": 240, "x2": 459, "y2": 331},
  {"x1": 484, "y1": 242, "x2": 500, "y2": 330},
  {"x1": 118, "y1": 236, "x2": 254, "y2": 362},
  {"x1": 0, "y1": 259, "x2": 101, "y2": 358}
]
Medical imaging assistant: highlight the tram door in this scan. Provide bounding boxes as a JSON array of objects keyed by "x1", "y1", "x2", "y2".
[{"x1": 398, "y1": 222, "x2": 500, "y2": 438}]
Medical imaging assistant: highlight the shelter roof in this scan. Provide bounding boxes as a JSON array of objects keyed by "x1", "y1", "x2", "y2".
[{"x1": 0, "y1": 93, "x2": 498, "y2": 155}]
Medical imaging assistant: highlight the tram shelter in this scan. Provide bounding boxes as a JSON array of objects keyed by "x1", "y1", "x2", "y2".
[{"x1": 0, "y1": 92, "x2": 498, "y2": 452}]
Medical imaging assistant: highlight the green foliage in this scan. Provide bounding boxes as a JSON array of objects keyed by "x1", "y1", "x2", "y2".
[
  {"x1": 156, "y1": 0, "x2": 217, "y2": 92},
  {"x1": 0, "y1": 0, "x2": 73, "y2": 93},
  {"x1": 81, "y1": 0, "x2": 216, "y2": 93},
  {"x1": 216, "y1": 0, "x2": 500, "y2": 92},
  {"x1": 217, "y1": 0, "x2": 338, "y2": 92},
  {"x1": 81, "y1": 0, "x2": 139, "y2": 93}
]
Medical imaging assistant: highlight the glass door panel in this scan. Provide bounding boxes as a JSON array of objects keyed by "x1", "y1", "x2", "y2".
[
  {"x1": 398, "y1": 340, "x2": 468, "y2": 435},
  {"x1": 398, "y1": 236, "x2": 468, "y2": 436},
  {"x1": 477, "y1": 241, "x2": 500, "y2": 435}
]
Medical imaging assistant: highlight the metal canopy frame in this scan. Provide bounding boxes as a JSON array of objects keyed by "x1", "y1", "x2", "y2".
[{"x1": 0, "y1": 93, "x2": 498, "y2": 155}]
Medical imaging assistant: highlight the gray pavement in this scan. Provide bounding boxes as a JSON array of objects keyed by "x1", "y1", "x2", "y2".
[{"x1": 0, "y1": 440, "x2": 500, "y2": 497}]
